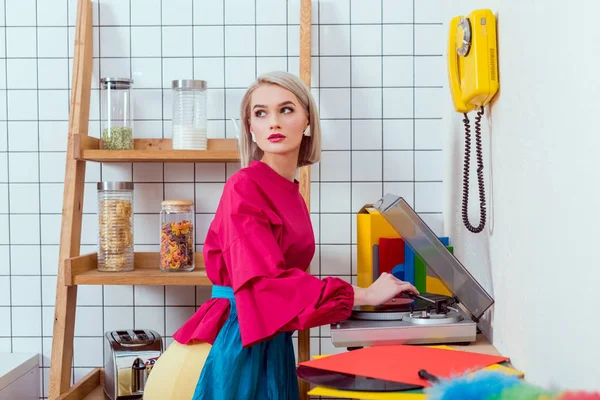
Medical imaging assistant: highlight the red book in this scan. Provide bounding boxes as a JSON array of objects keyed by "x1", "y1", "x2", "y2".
[{"x1": 378, "y1": 237, "x2": 405, "y2": 275}]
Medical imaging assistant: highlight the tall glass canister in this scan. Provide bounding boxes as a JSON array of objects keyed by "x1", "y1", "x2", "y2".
[
  {"x1": 101, "y1": 77, "x2": 134, "y2": 150},
  {"x1": 97, "y1": 182, "x2": 134, "y2": 272},
  {"x1": 160, "y1": 200, "x2": 195, "y2": 272},
  {"x1": 171, "y1": 79, "x2": 207, "y2": 150}
]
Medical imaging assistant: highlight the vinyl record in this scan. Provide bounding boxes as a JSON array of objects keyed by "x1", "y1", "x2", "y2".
[
  {"x1": 296, "y1": 365, "x2": 422, "y2": 392},
  {"x1": 351, "y1": 293, "x2": 456, "y2": 314}
]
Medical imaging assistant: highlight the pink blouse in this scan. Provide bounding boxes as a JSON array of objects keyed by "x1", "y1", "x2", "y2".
[{"x1": 173, "y1": 160, "x2": 354, "y2": 348}]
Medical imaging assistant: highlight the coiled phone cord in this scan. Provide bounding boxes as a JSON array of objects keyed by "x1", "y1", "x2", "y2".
[{"x1": 461, "y1": 107, "x2": 486, "y2": 233}]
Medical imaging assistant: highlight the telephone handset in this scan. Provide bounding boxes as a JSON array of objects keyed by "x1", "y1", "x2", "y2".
[{"x1": 447, "y1": 9, "x2": 499, "y2": 233}]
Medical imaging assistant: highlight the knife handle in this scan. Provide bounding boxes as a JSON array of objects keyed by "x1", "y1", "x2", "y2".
[{"x1": 418, "y1": 369, "x2": 440, "y2": 383}]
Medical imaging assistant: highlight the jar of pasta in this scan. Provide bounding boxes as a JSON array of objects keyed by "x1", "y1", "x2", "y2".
[
  {"x1": 160, "y1": 200, "x2": 195, "y2": 272},
  {"x1": 97, "y1": 182, "x2": 134, "y2": 272}
]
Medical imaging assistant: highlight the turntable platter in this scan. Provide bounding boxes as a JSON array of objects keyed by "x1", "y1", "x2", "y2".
[
  {"x1": 349, "y1": 293, "x2": 459, "y2": 322},
  {"x1": 350, "y1": 298, "x2": 414, "y2": 321}
]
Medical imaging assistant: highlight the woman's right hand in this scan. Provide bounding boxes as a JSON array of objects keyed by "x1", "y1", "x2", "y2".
[{"x1": 353, "y1": 272, "x2": 419, "y2": 307}]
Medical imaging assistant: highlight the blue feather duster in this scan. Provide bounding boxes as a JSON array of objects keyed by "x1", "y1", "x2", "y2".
[{"x1": 425, "y1": 371, "x2": 522, "y2": 400}]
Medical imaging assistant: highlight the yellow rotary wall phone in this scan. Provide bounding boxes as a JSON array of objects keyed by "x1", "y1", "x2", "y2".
[{"x1": 447, "y1": 9, "x2": 499, "y2": 233}]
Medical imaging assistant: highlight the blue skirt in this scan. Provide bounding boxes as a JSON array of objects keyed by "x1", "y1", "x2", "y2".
[{"x1": 192, "y1": 285, "x2": 300, "y2": 400}]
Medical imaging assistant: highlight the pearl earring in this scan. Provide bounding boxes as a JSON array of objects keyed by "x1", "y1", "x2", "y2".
[
  {"x1": 250, "y1": 131, "x2": 257, "y2": 142},
  {"x1": 303, "y1": 126, "x2": 311, "y2": 137}
]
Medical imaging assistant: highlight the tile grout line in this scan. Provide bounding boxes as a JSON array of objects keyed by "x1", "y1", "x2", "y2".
[
  {"x1": 317, "y1": 0, "x2": 322, "y2": 350},
  {"x1": 0, "y1": 115, "x2": 443, "y2": 122},
  {"x1": 25, "y1": 22, "x2": 444, "y2": 28},
  {"x1": 222, "y1": 2, "x2": 227, "y2": 141},
  {"x1": 34, "y1": 1, "x2": 44, "y2": 396},
  {"x1": 160, "y1": 0, "x2": 167, "y2": 348},
  {"x1": 0, "y1": 174, "x2": 444, "y2": 186},
  {"x1": 381, "y1": 0, "x2": 384, "y2": 199},
  {"x1": 0, "y1": 84, "x2": 444, "y2": 90},
  {"x1": 3, "y1": 0, "x2": 12, "y2": 359},
  {"x1": 0, "y1": 205, "x2": 445, "y2": 215},
  {"x1": 97, "y1": 0, "x2": 105, "y2": 384},
  {"x1": 191, "y1": 0, "x2": 198, "y2": 314},
  {"x1": 254, "y1": 0, "x2": 257, "y2": 79},
  {"x1": 2, "y1": 55, "x2": 444, "y2": 61},
  {"x1": 128, "y1": 0, "x2": 136, "y2": 338},
  {"x1": 412, "y1": 0, "x2": 416, "y2": 210},
  {"x1": 285, "y1": 0, "x2": 288, "y2": 81},
  {"x1": 349, "y1": 0, "x2": 353, "y2": 292}
]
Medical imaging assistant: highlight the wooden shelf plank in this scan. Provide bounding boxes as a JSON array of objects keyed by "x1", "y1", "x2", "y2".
[
  {"x1": 74, "y1": 135, "x2": 240, "y2": 163},
  {"x1": 57, "y1": 368, "x2": 103, "y2": 400},
  {"x1": 81, "y1": 386, "x2": 105, "y2": 400},
  {"x1": 65, "y1": 252, "x2": 211, "y2": 286}
]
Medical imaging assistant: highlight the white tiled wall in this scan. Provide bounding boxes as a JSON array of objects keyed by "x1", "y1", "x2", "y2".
[{"x1": 0, "y1": 0, "x2": 444, "y2": 398}]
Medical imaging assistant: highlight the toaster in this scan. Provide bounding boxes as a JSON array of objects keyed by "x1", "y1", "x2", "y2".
[{"x1": 104, "y1": 329, "x2": 163, "y2": 400}]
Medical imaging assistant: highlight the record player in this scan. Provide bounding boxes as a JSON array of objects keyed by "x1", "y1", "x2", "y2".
[{"x1": 330, "y1": 194, "x2": 494, "y2": 349}]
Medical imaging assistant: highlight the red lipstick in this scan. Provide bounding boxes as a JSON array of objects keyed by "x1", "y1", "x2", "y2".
[{"x1": 268, "y1": 133, "x2": 286, "y2": 143}]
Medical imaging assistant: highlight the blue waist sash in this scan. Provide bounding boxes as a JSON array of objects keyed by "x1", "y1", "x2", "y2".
[
  {"x1": 191, "y1": 285, "x2": 299, "y2": 400},
  {"x1": 211, "y1": 285, "x2": 235, "y2": 301}
]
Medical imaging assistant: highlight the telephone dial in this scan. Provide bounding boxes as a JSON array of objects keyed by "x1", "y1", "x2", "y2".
[{"x1": 448, "y1": 9, "x2": 499, "y2": 233}]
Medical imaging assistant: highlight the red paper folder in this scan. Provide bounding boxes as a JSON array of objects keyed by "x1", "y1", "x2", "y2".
[{"x1": 298, "y1": 345, "x2": 508, "y2": 387}]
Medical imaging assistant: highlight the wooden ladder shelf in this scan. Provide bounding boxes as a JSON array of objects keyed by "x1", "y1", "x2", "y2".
[{"x1": 48, "y1": 0, "x2": 314, "y2": 399}]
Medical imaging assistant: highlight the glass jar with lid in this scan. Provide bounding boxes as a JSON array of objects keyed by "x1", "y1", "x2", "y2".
[
  {"x1": 97, "y1": 182, "x2": 134, "y2": 272},
  {"x1": 172, "y1": 79, "x2": 207, "y2": 150},
  {"x1": 160, "y1": 200, "x2": 195, "y2": 272},
  {"x1": 101, "y1": 77, "x2": 134, "y2": 150}
]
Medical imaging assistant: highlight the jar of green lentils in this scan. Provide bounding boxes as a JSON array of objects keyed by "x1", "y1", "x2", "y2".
[{"x1": 100, "y1": 77, "x2": 134, "y2": 150}]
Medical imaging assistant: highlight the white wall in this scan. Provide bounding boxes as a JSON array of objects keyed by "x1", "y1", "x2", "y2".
[{"x1": 443, "y1": 1, "x2": 600, "y2": 391}]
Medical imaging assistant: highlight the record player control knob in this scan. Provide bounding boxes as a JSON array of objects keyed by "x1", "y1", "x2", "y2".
[{"x1": 421, "y1": 310, "x2": 429, "y2": 318}]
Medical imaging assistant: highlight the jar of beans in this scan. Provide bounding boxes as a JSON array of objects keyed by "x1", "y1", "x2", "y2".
[
  {"x1": 97, "y1": 182, "x2": 134, "y2": 272},
  {"x1": 160, "y1": 200, "x2": 195, "y2": 272}
]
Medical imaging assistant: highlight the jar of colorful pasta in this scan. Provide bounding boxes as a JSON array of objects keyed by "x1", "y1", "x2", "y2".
[
  {"x1": 160, "y1": 200, "x2": 195, "y2": 272},
  {"x1": 97, "y1": 182, "x2": 134, "y2": 272}
]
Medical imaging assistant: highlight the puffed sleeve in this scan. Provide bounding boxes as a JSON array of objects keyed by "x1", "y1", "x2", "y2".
[{"x1": 218, "y1": 174, "x2": 355, "y2": 347}]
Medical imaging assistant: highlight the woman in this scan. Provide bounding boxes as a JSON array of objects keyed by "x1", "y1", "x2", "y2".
[{"x1": 143, "y1": 71, "x2": 419, "y2": 399}]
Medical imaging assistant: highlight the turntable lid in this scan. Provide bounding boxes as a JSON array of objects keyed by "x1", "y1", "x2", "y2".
[{"x1": 372, "y1": 194, "x2": 494, "y2": 321}]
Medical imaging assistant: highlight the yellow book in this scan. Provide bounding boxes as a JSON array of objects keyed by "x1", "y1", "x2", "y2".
[
  {"x1": 308, "y1": 386, "x2": 425, "y2": 400},
  {"x1": 356, "y1": 207, "x2": 400, "y2": 288}
]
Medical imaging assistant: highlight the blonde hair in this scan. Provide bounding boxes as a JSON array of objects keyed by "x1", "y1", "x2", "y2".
[{"x1": 238, "y1": 71, "x2": 321, "y2": 168}]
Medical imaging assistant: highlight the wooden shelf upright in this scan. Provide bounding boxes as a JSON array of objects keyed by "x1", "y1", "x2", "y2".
[{"x1": 48, "y1": 0, "x2": 314, "y2": 399}]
